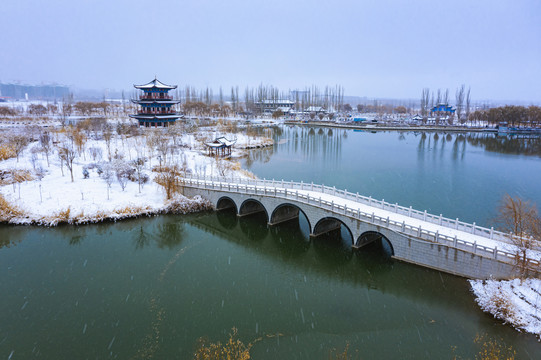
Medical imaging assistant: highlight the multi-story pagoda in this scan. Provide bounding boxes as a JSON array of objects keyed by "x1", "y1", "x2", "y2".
[{"x1": 130, "y1": 78, "x2": 181, "y2": 127}]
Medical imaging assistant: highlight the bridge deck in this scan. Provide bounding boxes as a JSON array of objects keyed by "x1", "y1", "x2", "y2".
[{"x1": 181, "y1": 175, "x2": 541, "y2": 266}]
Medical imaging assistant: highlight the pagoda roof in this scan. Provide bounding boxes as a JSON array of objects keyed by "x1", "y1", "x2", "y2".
[
  {"x1": 134, "y1": 78, "x2": 177, "y2": 90},
  {"x1": 131, "y1": 99, "x2": 181, "y2": 104}
]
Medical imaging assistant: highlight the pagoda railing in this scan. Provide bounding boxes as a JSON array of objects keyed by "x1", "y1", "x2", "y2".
[
  {"x1": 138, "y1": 109, "x2": 177, "y2": 115},
  {"x1": 139, "y1": 94, "x2": 173, "y2": 100}
]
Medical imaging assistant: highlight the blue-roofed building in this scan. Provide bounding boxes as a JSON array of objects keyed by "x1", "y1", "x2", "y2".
[{"x1": 430, "y1": 103, "x2": 456, "y2": 116}]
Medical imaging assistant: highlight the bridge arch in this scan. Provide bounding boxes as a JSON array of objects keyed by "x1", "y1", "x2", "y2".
[
  {"x1": 313, "y1": 217, "x2": 354, "y2": 246},
  {"x1": 269, "y1": 203, "x2": 312, "y2": 232},
  {"x1": 238, "y1": 199, "x2": 269, "y2": 222},
  {"x1": 356, "y1": 231, "x2": 394, "y2": 257},
  {"x1": 216, "y1": 196, "x2": 238, "y2": 213}
]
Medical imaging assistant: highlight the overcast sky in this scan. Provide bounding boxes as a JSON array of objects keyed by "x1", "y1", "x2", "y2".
[{"x1": 1, "y1": 0, "x2": 540, "y2": 101}]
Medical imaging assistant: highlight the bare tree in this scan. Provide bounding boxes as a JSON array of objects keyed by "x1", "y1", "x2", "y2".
[
  {"x1": 465, "y1": 87, "x2": 472, "y2": 124},
  {"x1": 47, "y1": 104, "x2": 58, "y2": 116},
  {"x1": 88, "y1": 146, "x2": 103, "y2": 161},
  {"x1": 10, "y1": 135, "x2": 29, "y2": 162},
  {"x1": 102, "y1": 164, "x2": 114, "y2": 200},
  {"x1": 113, "y1": 160, "x2": 132, "y2": 191},
  {"x1": 57, "y1": 143, "x2": 77, "y2": 182},
  {"x1": 102, "y1": 125, "x2": 113, "y2": 161},
  {"x1": 28, "y1": 104, "x2": 47, "y2": 117},
  {"x1": 145, "y1": 130, "x2": 159, "y2": 167},
  {"x1": 30, "y1": 146, "x2": 41, "y2": 170},
  {"x1": 40, "y1": 131, "x2": 52, "y2": 167},
  {"x1": 156, "y1": 136, "x2": 170, "y2": 166},
  {"x1": 132, "y1": 157, "x2": 147, "y2": 193},
  {"x1": 443, "y1": 88, "x2": 449, "y2": 105},
  {"x1": 496, "y1": 194, "x2": 541, "y2": 279},
  {"x1": 154, "y1": 165, "x2": 182, "y2": 200},
  {"x1": 60, "y1": 102, "x2": 72, "y2": 125},
  {"x1": 455, "y1": 84, "x2": 465, "y2": 123},
  {"x1": 421, "y1": 88, "x2": 430, "y2": 117}
]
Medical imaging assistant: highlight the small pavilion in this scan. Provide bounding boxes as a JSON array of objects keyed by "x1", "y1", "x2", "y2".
[{"x1": 205, "y1": 137, "x2": 236, "y2": 156}]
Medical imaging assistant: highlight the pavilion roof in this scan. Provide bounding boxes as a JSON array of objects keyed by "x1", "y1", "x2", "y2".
[
  {"x1": 205, "y1": 136, "x2": 236, "y2": 148},
  {"x1": 134, "y1": 78, "x2": 177, "y2": 90}
]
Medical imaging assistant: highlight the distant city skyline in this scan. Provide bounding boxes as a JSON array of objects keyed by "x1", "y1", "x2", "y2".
[{"x1": 1, "y1": 0, "x2": 540, "y2": 102}]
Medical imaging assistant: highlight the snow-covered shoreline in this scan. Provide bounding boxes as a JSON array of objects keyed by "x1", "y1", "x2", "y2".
[{"x1": 470, "y1": 278, "x2": 541, "y2": 339}]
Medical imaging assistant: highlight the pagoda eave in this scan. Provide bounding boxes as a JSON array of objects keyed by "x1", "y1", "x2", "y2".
[
  {"x1": 134, "y1": 78, "x2": 177, "y2": 90},
  {"x1": 129, "y1": 114, "x2": 181, "y2": 120},
  {"x1": 131, "y1": 99, "x2": 181, "y2": 104}
]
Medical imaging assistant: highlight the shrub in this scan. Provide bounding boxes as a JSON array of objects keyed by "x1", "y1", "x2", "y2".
[
  {"x1": 114, "y1": 205, "x2": 151, "y2": 216},
  {"x1": 0, "y1": 144, "x2": 16, "y2": 161},
  {"x1": 0, "y1": 169, "x2": 34, "y2": 186},
  {"x1": 153, "y1": 165, "x2": 183, "y2": 200},
  {"x1": 489, "y1": 289, "x2": 520, "y2": 325},
  {"x1": 0, "y1": 194, "x2": 24, "y2": 222},
  {"x1": 165, "y1": 195, "x2": 213, "y2": 214}
]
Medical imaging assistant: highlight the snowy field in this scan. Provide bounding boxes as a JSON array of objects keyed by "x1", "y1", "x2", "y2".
[{"x1": 0, "y1": 119, "x2": 272, "y2": 225}]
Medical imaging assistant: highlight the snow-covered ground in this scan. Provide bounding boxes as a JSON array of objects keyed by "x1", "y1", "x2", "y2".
[
  {"x1": 470, "y1": 278, "x2": 541, "y2": 338},
  {"x1": 0, "y1": 121, "x2": 272, "y2": 225}
]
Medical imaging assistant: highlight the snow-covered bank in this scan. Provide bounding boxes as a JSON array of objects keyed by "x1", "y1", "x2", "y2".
[
  {"x1": 470, "y1": 278, "x2": 541, "y2": 338},
  {"x1": 0, "y1": 120, "x2": 272, "y2": 226}
]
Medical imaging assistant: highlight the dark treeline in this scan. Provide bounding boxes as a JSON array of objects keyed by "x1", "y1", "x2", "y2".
[{"x1": 469, "y1": 105, "x2": 541, "y2": 127}]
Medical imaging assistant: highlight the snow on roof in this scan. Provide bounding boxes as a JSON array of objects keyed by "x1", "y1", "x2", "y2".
[
  {"x1": 205, "y1": 136, "x2": 236, "y2": 148},
  {"x1": 134, "y1": 78, "x2": 177, "y2": 90},
  {"x1": 132, "y1": 99, "x2": 181, "y2": 104}
]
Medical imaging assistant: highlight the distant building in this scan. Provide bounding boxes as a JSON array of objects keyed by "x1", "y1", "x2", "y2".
[
  {"x1": 430, "y1": 103, "x2": 455, "y2": 116},
  {"x1": 305, "y1": 106, "x2": 326, "y2": 114},
  {"x1": 129, "y1": 78, "x2": 181, "y2": 127},
  {"x1": 0, "y1": 83, "x2": 69, "y2": 100},
  {"x1": 254, "y1": 99, "x2": 295, "y2": 114}
]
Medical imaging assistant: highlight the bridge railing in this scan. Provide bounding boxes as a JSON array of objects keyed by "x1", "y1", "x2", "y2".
[
  {"x1": 182, "y1": 174, "x2": 511, "y2": 242},
  {"x1": 180, "y1": 175, "x2": 540, "y2": 267}
]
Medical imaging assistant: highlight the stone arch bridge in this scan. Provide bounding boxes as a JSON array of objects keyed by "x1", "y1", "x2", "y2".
[{"x1": 180, "y1": 175, "x2": 539, "y2": 279}]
